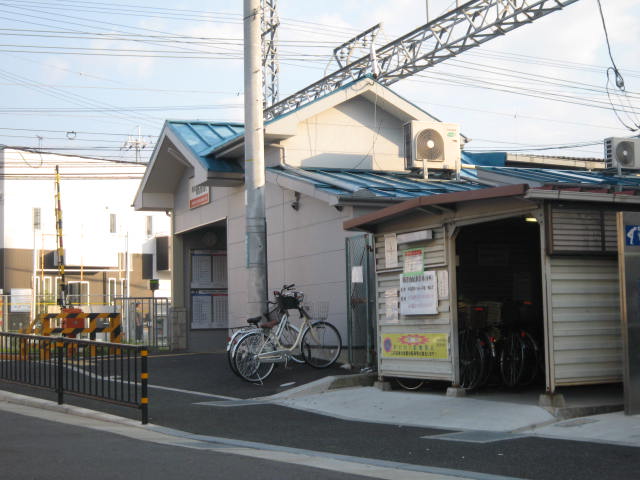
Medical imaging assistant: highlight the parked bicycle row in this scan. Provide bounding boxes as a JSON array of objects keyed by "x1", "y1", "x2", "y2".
[
  {"x1": 458, "y1": 301, "x2": 544, "y2": 391},
  {"x1": 226, "y1": 284, "x2": 342, "y2": 383}
]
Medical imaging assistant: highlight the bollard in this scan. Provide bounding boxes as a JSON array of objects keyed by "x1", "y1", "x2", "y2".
[
  {"x1": 56, "y1": 341, "x2": 64, "y2": 405},
  {"x1": 140, "y1": 349, "x2": 149, "y2": 425}
]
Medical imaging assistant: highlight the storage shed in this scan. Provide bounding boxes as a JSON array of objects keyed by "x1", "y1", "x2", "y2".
[{"x1": 344, "y1": 168, "x2": 640, "y2": 394}]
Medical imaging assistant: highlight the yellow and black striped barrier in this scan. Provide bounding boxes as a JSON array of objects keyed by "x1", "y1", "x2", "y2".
[{"x1": 37, "y1": 312, "x2": 123, "y2": 343}]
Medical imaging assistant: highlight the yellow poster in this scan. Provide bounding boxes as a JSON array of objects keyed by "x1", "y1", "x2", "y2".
[{"x1": 381, "y1": 333, "x2": 449, "y2": 359}]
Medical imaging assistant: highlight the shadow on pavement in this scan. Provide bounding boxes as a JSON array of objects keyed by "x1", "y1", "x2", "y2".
[{"x1": 147, "y1": 351, "x2": 355, "y2": 399}]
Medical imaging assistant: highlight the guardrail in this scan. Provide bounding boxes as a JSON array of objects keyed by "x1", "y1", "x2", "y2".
[{"x1": 0, "y1": 332, "x2": 148, "y2": 424}]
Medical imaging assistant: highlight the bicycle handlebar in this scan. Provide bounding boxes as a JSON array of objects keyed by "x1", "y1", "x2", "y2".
[{"x1": 282, "y1": 283, "x2": 295, "y2": 290}]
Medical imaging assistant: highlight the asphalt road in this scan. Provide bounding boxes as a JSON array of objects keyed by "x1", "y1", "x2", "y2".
[
  {"x1": 1, "y1": 352, "x2": 639, "y2": 480},
  {"x1": 0, "y1": 409, "x2": 378, "y2": 480}
]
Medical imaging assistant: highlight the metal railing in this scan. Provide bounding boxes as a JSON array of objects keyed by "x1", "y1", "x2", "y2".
[
  {"x1": 0, "y1": 295, "x2": 172, "y2": 350},
  {"x1": 114, "y1": 297, "x2": 170, "y2": 349},
  {"x1": 0, "y1": 332, "x2": 149, "y2": 424}
]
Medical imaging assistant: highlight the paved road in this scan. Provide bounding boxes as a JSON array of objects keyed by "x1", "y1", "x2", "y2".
[
  {"x1": 0, "y1": 408, "x2": 381, "y2": 480},
  {"x1": 1, "y1": 352, "x2": 639, "y2": 480}
]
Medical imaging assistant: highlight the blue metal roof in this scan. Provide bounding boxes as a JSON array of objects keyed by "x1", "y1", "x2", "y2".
[
  {"x1": 462, "y1": 151, "x2": 506, "y2": 167},
  {"x1": 268, "y1": 166, "x2": 487, "y2": 198},
  {"x1": 477, "y1": 166, "x2": 640, "y2": 187},
  {"x1": 166, "y1": 121, "x2": 244, "y2": 173}
]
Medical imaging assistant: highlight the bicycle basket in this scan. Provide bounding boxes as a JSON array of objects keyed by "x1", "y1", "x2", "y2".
[{"x1": 278, "y1": 293, "x2": 301, "y2": 310}]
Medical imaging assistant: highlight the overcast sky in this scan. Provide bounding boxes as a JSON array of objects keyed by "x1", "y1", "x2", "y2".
[{"x1": 0, "y1": 0, "x2": 638, "y2": 162}]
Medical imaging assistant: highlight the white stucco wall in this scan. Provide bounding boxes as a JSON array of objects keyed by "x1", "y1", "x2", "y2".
[
  {"x1": 0, "y1": 148, "x2": 170, "y2": 289},
  {"x1": 280, "y1": 97, "x2": 406, "y2": 171}
]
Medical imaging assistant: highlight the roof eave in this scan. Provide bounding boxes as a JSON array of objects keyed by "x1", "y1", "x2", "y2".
[{"x1": 343, "y1": 183, "x2": 529, "y2": 232}]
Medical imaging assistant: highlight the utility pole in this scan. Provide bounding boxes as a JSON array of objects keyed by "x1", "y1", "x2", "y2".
[
  {"x1": 121, "y1": 126, "x2": 149, "y2": 163},
  {"x1": 244, "y1": 0, "x2": 268, "y2": 318}
]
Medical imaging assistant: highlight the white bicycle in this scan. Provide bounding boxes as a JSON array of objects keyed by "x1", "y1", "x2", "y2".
[{"x1": 229, "y1": 284, "x2": 342, "y2": 383}]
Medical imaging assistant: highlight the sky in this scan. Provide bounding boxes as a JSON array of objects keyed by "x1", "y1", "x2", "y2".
[{"x1": 0, "y1": 0, "x2": 638, "y2": 163}]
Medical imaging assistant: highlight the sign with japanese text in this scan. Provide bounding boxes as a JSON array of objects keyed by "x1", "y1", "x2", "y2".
[
  {"x1": 381, "y1": 333, "x2": 449, "y2": 359},
  {"x1": 189, "y1": 182, "x2": 210, "y2": 209},
  {"x1": 402, "y1": 248, "x2": 424, "y2": 274},
  {"x1": 399, "y1": 270, "x2": 438, "y2": 315}
]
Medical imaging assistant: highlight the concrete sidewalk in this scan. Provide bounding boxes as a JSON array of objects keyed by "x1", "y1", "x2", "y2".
[{"x1": 265, "y1": 377, "x2": 640, "y2": 448}]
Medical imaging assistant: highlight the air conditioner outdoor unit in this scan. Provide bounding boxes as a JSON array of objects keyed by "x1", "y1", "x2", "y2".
[
  {"x1": 404, "y1": 121, "x2": 461, "y2": 172},
  {"x1": 604, "y1": 137, "x2": 640, "y2": 169}
]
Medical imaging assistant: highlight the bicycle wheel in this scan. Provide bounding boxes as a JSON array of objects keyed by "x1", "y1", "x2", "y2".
[
  {"x1": 279, "y1": 323, "x2": 305, "y2": 364},
  {"x1": 301, "y1": 321, "x2": 341, "y2": 368},
  {"x1": 499, "y1": 332, "x2": 526, "y2": 387},
  {"x1": 459, "y1": 331, "x2": 485, "y2": 390},
  {"x1": 519, "y1": 331, "x2": 541, "y2": 386},
  {"x1": 395, "y1": 377, "x2": 424, "y2": 391},
  {"x1": 227, "y1": 328, "x2": 255, "y2": 377},
  {"x1": 233, "y1": 331, "x2": 276, "y2": 383}
]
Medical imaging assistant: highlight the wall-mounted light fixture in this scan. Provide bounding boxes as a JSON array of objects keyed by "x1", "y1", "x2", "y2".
[
  {"x1": 525, "y1": 216, "x2": 538, "y2": 223},
  {"x1": 291, "y1": 191, "x2": 301, "y2": 211}
]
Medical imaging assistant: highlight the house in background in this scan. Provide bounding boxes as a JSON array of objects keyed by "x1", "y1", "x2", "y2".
[{"x1": 0, "y1": 147, "x2": 171, "y2": 336}]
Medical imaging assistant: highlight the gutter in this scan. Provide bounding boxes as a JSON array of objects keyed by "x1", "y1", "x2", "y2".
[{"x1": 526, "y1": 188, "x2": 640, "y2": 204}]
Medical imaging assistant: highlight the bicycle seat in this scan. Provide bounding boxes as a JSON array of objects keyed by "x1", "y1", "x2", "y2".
[{"x1": 247, "y1": 316, "x2": 262, "y2": 325}]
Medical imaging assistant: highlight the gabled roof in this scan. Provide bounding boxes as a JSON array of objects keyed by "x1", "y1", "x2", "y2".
[
  {"x1": 165, "y1": 121, "x2": 244, "y2": 174},
  {"x1": 202, "y1": 77, "x2": 439, "y2": 160}
]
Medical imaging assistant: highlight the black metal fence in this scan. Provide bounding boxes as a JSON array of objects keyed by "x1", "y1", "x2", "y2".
[{"x1": 0, "y1": 332, "x2": 148, "y2": 424}]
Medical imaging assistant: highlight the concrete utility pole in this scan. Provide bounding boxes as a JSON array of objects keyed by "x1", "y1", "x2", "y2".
[{"x1": 244, "y1": 0, "x2": 268, "y2": 318}]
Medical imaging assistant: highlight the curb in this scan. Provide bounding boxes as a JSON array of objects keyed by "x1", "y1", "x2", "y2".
[
  {"x1": 545, "y1": 403, "x2": 624, "y2": 420},
  {"x1": 0, "y1": 390, "x2": 141, "y2": 428},
  {"x1": 260, "y1": 372, "x2": 375, "y2": 401}
]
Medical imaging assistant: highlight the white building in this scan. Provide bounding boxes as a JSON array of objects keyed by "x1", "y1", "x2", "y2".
[{"x1": 0, "y1": 147, "x2": 170, "y2": 332}]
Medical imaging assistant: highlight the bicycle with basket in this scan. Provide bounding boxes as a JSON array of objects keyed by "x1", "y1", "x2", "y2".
[{"x1": 228, "y1": 284, "x2": 342, "y2": 383}]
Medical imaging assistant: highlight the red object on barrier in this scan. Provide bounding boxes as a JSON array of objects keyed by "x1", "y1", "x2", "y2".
[{"x1": 61, "y1": 308, "x2": 84, "y2": 336}]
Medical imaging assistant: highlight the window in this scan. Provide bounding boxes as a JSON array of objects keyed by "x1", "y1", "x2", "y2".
[
  {"x1": 33, "y1": 207, "x2": 41, "y2": 231},
  {"x1": 110, "y1": 213, "x2": 117, "y2": 234},
  {"x1": 120, "y1": 279, "x2": 128, "y2": 298},
  {"x1": 146, "y1": 216, "x2": 153, "y2": 237},
  {"x1": 547, "y1": 206, "x2": 616, "y2": 255},
  {"x1": 107, "y1": 278, "x2": 117, "y2": 303},
  {"x1": 43, "y1": 277, "x2": 54, "y2": 304},
  {"x1": 68, "y1": 281, "x2": 89, "y2": 306}
]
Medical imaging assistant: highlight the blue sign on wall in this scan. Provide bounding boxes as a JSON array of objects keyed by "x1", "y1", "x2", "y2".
[{"x1": 625, "y1": 225, "x2": 640, "y2": 246}]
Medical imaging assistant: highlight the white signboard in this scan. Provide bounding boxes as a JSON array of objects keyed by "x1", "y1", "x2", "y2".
[
  {"x1": 11, "y1": 288, "x2": 32, "y2": 313},
  {"x1": 351, "y1": 266, "x2": 364, "y2": 283},
  {"x1": 189, "y1": 181, "x2": 210, "y2": 209},
  {"x1": 191, "y1": 291, "x2": 228, "y2": 329},
  {"x1": 191, "y1": 251, "x2": 227, "y2": 288},
  {"x1": 384, "y1": 234, "x2": 398, "y2": 268},
  {"x1": 397, "y1": 229, "x2": 432, "y2": 244},
  {"x1": 399, "y1": 271, "x2": 438, "y2": 316},
  {"x1": 383, "y1": 289, "x2": 399, "y2": 323},
  {"x1": 437, "y1": 269, "x2": 449, "y2": 299},
  {"x1": 403, "y1": 248, "x2": 424, "y2": 274}
]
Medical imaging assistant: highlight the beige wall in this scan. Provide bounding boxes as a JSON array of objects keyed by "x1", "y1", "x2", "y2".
[{"x1": 280, "y1": 97, "x2": 406, "y2": 171}]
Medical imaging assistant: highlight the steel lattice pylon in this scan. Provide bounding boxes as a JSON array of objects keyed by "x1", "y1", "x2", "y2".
[
  {"x1": 261, "y1": 0, "x2": 279, "y2": 108},
  {"x1": 264, "y1": 0, "x2": 579, "y2": 121}
]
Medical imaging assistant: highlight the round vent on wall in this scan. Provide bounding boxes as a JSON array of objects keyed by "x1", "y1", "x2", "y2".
[
  {"x1": 415, "y1": 129, "x2": 445, "y2": 161},
  {"x1": 202, "y1": 231, "x2": 218, "y2": 247},
  {"x1": 616, "y1": 141, "x2": 635, "y2": 167}
]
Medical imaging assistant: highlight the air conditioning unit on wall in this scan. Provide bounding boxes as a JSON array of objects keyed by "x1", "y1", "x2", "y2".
[
  {"x1": 604, "y1": 137, "x2": 640, "y2": 169},
  {"x1": 404, "y1": 121, "x2": 461, "y2": 172}
]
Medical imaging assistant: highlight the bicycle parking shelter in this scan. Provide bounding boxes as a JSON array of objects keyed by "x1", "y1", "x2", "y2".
[{"x1": 345, "y1": 180, "x2": 640, "y2": 396}]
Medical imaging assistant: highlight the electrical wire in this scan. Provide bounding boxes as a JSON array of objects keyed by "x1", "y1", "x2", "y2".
[{"x1": 596, "y1": 0, "x2": 640, "y2": 132}]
